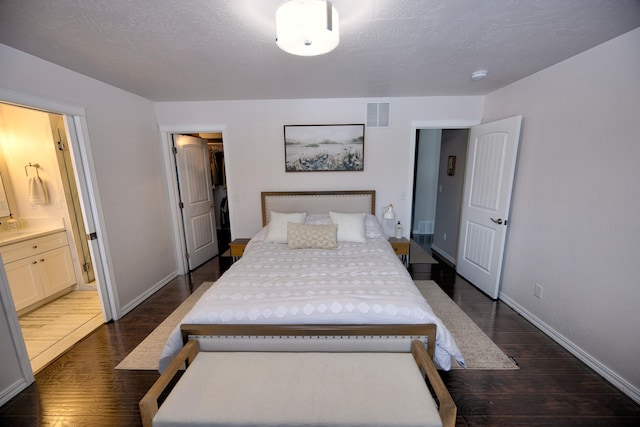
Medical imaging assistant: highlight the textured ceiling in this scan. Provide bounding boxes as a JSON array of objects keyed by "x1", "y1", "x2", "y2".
[{"x1": 1, "y1": 0, "x2": 639, "y2": 102}]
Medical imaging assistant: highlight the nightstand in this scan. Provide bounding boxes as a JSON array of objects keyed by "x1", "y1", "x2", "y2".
[
  {"x1": 229, "y1": 238, "x2": 250, "y2": 262},
  {"x1": 388, "y1": 237, "x2": 410, "y2": 267}
]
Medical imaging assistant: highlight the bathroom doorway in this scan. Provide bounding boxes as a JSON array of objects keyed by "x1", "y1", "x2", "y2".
[{"x1": 0, "y1": 102, "x2": 103, "y2": 373}]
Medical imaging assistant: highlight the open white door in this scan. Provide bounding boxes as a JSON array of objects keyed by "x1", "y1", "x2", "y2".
[
  {"x1": 456, "y1": 116, "x2": 522, "y2": 299},
  {"x1": 174, "y1": 135, "x2": 218, "y2": 270},
  {"x1": 68, "y1": 115, "x2": 117, "y2": 321}
]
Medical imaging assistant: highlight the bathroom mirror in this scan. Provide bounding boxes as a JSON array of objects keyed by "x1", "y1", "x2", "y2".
[{"x1": 0, "y1": 172, "x2": 11, "y2": 217}]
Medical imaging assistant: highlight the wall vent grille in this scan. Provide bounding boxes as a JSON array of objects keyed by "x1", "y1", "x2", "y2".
[
  {"x1": 366, "y1": 102, "x2": 390, "y2": 128},
  {"x1": 418, "y1": 220, "x2": 434, "y2": 234}
]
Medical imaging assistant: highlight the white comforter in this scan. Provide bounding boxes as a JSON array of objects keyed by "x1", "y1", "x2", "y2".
[{"x1": 159, "y1": 233, "x2": 464, "y2": 372}]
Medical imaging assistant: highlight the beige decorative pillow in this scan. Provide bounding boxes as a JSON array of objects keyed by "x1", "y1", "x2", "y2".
[{"x1": 287, "y1": 223, "x2": 338, "y2": 249}]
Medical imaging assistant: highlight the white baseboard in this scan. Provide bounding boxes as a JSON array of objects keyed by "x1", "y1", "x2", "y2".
[
  {"x1": 0, "y1": 377, "x2": 31, "y2": 407},
  {"x1": 430, "y1": 244, "x2": 456, "y2": 265},
  {"x1": 119, "y1": 271, "x2": 179, "y2": 317},
  {"x1": 499, "y1": 293, "x2": 640, "y2": 405}
]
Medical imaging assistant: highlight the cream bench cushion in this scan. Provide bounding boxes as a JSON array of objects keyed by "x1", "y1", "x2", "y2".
[{"x1": 153, "y1": 351, "x2": 442, "y2": 427}]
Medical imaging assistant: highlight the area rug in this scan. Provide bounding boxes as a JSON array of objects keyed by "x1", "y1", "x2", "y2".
[
  {"x1": 409, "y1": 240, "x2": 438, "y2": 265},
  {"x1": 115, "y1": 281, "x2": 215, "y2": 370},
  {"x1": 413, "y1": 280, "x2": 517, "y2": 370},
  {"x1": 116, "y1": 280, "x2": 517, "y2": 370}
]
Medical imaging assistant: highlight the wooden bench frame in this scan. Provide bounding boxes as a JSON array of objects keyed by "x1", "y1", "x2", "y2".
[
  {"x1": 179, "y1": 323, "x2": 437, "y2": 359},
  {"x1": 140, "y1": 324, "x2": 456, "y2": 427}
]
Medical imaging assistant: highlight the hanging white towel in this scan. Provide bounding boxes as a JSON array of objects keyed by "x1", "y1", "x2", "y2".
[{"x1": 29, "y1": 177, "x2": 49, "y2": 205}]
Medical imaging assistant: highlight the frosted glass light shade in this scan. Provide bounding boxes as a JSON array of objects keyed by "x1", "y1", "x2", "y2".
[{"x1": 276, "y1": 0, "x2": 339, "y2": 56}]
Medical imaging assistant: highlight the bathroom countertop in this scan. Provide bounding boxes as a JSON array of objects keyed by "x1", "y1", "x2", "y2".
[{"x1": 0, "y1": 228, "x2": 66, "y2": 246}]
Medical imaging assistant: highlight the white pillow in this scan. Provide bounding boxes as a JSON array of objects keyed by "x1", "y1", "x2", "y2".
[
  {"x1": 329, "y1": 211, "x2": 367, "y2": 243},
  {"x1": 304, "y1": 213, "x2": 332, "y2": 225},
  {"x1": 265, "y1": 212, "x2": 306, "y2": 243},
  {"x1": 307, "y1": 213, "x2": 385, "y2": 239},
  {"x1": 364, "y1": 214, "x2": 386, "y2": 239}
]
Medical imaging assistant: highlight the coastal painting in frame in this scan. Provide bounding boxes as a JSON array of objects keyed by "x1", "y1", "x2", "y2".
[{"x1": 284, "y1": 124, "x2": 365, "y2": 172}]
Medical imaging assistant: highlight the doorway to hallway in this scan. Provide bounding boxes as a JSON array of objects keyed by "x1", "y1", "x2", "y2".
[
  {"x1": 410, "y1": 116, "x2": 523, "y2": 299},
  {"x1": 411, "y1": 128, "x2": 469, "y2": 262}
]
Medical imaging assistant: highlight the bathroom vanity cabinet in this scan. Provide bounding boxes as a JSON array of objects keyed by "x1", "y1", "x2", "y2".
[{"x1": 0, "y1": 230, "x2": 76, "y2": 315}]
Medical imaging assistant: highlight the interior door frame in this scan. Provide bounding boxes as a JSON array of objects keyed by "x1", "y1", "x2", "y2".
[
  {"x1": 406, "y1": 120, "x2": 481, "y2": 259},
  {"x1": 159, "y1": 125, "x2": 229, "y2": 275},
  {"x1": 172, "y1": 134, "x2": 219, "y2": 270},
  {"x1": 0, "y1": 85, "x2": 116, "y2": 320},
  {"x1": 0, "y1": 85, "x2": 117, "y2": 396},
  {"x1": 0, "y1": 254, "x2": 34, "y2": 405}
]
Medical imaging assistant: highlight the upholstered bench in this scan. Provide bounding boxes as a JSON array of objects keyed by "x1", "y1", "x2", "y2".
[{"x1": 140, "y1": 326, "x2": 456, "y2": 427}]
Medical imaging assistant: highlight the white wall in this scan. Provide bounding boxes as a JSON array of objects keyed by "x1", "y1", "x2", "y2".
[
  {"x1": 0, "y1": 44, "x2": 177, "y2": 317},
  {"x1": 484, "y1": 28, "x2": 640, "y2": 401},
  {"x1": 156, "y1": 97, "x2": 483, "y2": 239}
]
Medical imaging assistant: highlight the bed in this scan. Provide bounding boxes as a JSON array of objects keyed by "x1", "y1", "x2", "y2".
[{"x1": 158, "y1": 190, "x2": 464, "y2": 372}]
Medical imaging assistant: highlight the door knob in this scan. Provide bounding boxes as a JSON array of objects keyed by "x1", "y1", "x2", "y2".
[{"x1": 490, "y1": 217, "x2": 503, "y2": 225}]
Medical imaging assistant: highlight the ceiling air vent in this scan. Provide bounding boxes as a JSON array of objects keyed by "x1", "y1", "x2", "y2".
[{"x1": 366, "y1": 102, "x2": 390, "y2": 128}]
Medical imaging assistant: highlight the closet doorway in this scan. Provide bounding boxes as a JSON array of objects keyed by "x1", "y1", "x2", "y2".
[
  {"x1": 202, "y1": 133, "x2": 230, "y2": 253},
  {"x1": 171, "y1": 133, "x2": 228, "y2": 271}
]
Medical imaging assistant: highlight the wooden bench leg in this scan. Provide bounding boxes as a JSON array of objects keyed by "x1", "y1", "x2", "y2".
[
  {"x1": 139, "y1": 340, "x2": 199, "y2": 427},
  {"x1": 411, "y1": 340, "x2": 457, "y2": 427}
]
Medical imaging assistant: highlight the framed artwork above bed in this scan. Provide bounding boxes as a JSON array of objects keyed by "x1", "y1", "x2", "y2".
[{"x1": 284, "y1": 124, "x2": 365, "y2": 172}]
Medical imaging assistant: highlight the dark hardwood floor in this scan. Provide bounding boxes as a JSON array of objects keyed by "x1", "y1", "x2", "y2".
[{"x1": 1, "y1": 254, "x2": 638, "y2": 426}]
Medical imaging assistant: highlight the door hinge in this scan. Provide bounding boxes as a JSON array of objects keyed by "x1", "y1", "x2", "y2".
[
  {"x1": 87, "y1": 232, "x2": 98, "y2": 241},
  {"x1": 82, "y1": 262, "x2": 92, "y2": 272},
  {"x1": 56, "y1": 129, "x2": 65, "y2": 151},
  {"x1": 172, "y1": 146, "x2": 178, "y2": 154},
  {"x1": 185, "y1": 252, "x2": 190, "y2": 260},
  {"x1": 179, "y1": 202, "x2": 184, "y2": 209}
]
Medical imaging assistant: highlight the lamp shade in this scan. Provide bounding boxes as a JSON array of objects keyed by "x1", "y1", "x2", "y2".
[
  {"x1": 276, "y1": 0, "x2": 339, "y2": 56},
  {"x1": 383, "y1": 204, "x2": 395, "y2": 220}
]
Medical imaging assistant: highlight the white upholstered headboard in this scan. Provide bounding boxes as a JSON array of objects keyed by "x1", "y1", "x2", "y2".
[{"x1": 261, "y1": 191, "x2": 376, "y2": 226}]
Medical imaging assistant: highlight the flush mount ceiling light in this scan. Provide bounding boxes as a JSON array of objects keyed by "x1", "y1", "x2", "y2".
[
  {"x1": 470, "y1": 70, "x2": 489, "y2": 81},
  {"x1": 276, "y1": 0, "x2": 340, "y2": 56}
]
